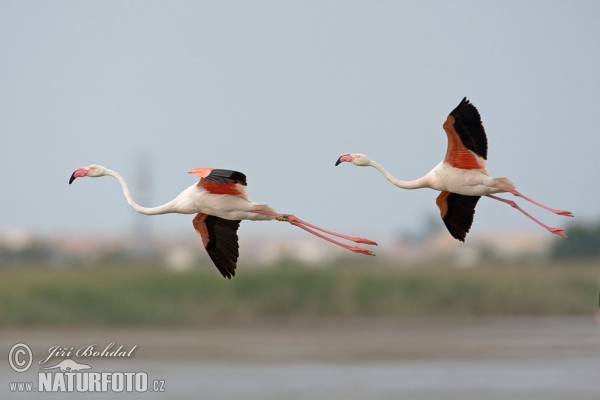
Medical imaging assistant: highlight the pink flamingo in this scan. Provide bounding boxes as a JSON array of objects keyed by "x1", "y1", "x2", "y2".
[
  {"x1": 335, "y1": 97, "x2": 573, "y2": 241},
  {"x1": 69, "y1": 166, "x2": 377, "y2": 278}
]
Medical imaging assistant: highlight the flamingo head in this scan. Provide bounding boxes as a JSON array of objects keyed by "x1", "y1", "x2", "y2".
[
  {"x1": 69, "y1": 164, "x2": 108, "y2": 184},
  {"x1": 335, "y1": 153, "x2": 371, "y2": 167}
]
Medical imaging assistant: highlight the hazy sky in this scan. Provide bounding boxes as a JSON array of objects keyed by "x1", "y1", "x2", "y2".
[{"x1": 2, "y1": 1, "x2": 599, "y2": 244}]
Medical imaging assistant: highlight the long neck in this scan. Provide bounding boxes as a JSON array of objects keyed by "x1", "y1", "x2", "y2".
[
  {"x1": 105, "y1": 169, "x2": 177, "y2": 215},
  {"x1": 368, "y1": 160, "x2": 430, "y2": 190}
]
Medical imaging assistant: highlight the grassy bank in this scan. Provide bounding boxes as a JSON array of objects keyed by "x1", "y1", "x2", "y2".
[{"x1": 0, "y1": 262, "x2": 597, "y2": 326}]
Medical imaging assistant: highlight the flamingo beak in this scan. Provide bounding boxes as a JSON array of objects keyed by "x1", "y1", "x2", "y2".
[
  {"x1": 69, "y1": 166, "x2": 91, "y2": 184},
  {"x1": 335, "y1": 154, "x2": 353, "y2": 166}
]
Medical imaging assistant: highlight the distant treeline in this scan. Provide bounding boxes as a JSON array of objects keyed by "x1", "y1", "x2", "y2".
[
  {"x1": 0, "y1": 262, "x2": 596, "y2": 327},
  {"x1": 552, "y1": 221, "x2": 600, "y2": 260}
]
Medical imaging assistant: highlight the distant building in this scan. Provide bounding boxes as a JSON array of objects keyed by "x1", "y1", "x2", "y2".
[{"x1": 0, "y1": 227, "x2": 554, "y2": 268}]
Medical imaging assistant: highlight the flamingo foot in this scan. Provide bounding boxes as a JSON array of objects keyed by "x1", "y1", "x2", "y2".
[
  {"x1": 350, "y1": 247, "x2": 376, "y2": 256},
  {"x1": 549, "y1": 228, "x2": 567, "y2": 238},
  {"x1": 354, "y1": 238, "x2": 378, "y2": 246},
  {"x1": 554, "y1": 210, "x2": 574, "y2": 217}
]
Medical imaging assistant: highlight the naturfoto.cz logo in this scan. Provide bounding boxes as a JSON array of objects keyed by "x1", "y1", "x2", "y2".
[{"x1": 8, "y1": 342, "x2": 166, "y2": 393}]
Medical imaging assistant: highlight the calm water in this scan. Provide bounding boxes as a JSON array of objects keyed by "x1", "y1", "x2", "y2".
[
  {"x1": 3, "y1": 357, "x2": 599, "y2": 400},
  {"x1": 2, "y1": 317, "x2": 599, "y2": 399}
]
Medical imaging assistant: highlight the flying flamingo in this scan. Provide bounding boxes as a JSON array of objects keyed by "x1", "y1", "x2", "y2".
[
  {"x1": 335, "y1": 97, "x2": 573, "y2": 241},
  {"x1": 69, "y1": 165, "x2": 377, "y2": 278}
]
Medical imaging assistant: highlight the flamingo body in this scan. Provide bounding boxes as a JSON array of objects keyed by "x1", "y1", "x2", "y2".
[
  {"x1": 70, "y1": 165, "x2": 377, "y2": 278},
  {"x1": 336, "y1": 97, "x2": 572, "y2": 241}
]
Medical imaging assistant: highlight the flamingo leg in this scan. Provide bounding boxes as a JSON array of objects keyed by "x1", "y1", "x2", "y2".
[
  {"x1": 251, "y1": 210, "x2": 378, "y2": 247},
  {"x1": 285, "y1": 215, "x2": 378, "y2": 245},
  {"x1": 492, "y1": 186, "x2": 573, "y2": 217},
  {"x1": 289, "y1": 222, "x2": 375, "y2": 256},
  {"x1": 486, "y1": 195, "x2": 567, "y2": 238}
]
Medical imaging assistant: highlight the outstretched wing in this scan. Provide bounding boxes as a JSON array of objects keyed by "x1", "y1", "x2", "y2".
[
  {"x1": 193, "y1": 213, "x2": 241, "y2": 279},
  {"x1": 442, "y1": 97, "x2": 488, "y2": 170},
  {"x1": 436, "y1": 191, "x2": 480, "y2": 242},
  {"x1": 188, "y1": 168, "x2": 248, "y2": 198},
  {"x1": 189, "y1": 168, "x2": 247, "y2": 185}
]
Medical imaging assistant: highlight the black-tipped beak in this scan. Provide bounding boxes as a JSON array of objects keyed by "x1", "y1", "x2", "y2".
[
  {"x1": 69, "y1": 173, "x2": 77, "y2": 185},
  {"x1": 335, "y1": 157, "x2": 342, "y2": 166}
]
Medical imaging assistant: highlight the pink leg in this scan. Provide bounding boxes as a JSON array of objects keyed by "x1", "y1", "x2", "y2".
[
  {"x1": 291, "y1": 223, "x2": 375, "y2": 256},
  {"x1": 251, "y1": 210, "x2": 378, "y2": 253},
  {"x1": 287, "y1": 215, "x2": 377, "y2": 246},
  {"x1": 252, "y1": 210, "x2": 377, "y2": 245},
  {"x1": 492, "y1": 186, "x2": 573, "y2": 217},
  {"x1": 486, "y1": 195, "x2": 567, "y2": 238}
]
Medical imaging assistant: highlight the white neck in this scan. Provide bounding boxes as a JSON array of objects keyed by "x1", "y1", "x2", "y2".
[
  {"x1": 105, "y1": 169, "x2": 178, "y2": 215},
  {"x1": 368, "y1": 160, "x2": 431, "y2": 190}
]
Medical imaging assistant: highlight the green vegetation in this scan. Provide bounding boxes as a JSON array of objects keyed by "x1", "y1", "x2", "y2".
[
  {"x1": 0, "y1": 262, "x2": 597, "y2": 327},
  {"x1": 551, "y1": 221, "x2": 600, "y2": 259}
]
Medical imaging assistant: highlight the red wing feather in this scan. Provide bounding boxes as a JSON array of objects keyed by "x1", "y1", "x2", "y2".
[
  {"x1": 189, "y1": 168, "x2": 247, "y2": 185},
  {"x1": 193, "y1": 213, "x2": 210, "y2": 247},
  {"x1": 189, "y1": 168, "x2": 248, "y2": 197},
  {"x1": 435, "y1": 191, "x2": 450, "y2": 219},
  {"x1": 200, "y1": 180, "x2": 242, "y2": 196},
  {"x1": 443, "y1": 115, "x2": 483, "y2": 169},
  {"x1": 442, "y1": 98, "x2": 488, "y2": 170}
]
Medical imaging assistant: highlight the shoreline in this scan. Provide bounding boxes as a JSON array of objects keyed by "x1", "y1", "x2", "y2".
[{"x1": 2, "y1": 316, "x2": 599, "y2": 363}]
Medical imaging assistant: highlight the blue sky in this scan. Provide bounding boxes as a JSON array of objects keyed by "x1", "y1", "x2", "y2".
[{"x1": 2, "y1": 1, "x2": 599, "y2": 244}]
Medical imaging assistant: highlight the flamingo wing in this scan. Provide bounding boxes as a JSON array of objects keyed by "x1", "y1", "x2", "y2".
[
  {"x1": 189, "y1": 168, "x2": 248, "y2": 197},
  {"x1": 193, "y1": 213, "x2": 241, "y2": 279},
  {"x1": 436, "y1": 191, "x2": 481, "y2": 242},
  {"x1": 442, "y1": 97, "x2": 488, "y2": 169}
]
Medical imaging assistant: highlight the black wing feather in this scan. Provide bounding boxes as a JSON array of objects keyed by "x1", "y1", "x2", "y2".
[
  {"x1": 449, "y1": 97, "x2": 488, "y2": 160},
  {"x1": 205, "y1": 169, "x2": 247, "y2": 186},
  {"x1": 204, "y1": 216, "x2": 241, "y2": 279},
  {"x1": 442, "y1": 193, "x2": 481, "y2": 242}
]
